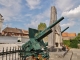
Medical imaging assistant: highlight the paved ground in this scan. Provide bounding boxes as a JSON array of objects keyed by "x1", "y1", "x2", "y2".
[
  {"x1": 49, "y1": 51, "x2": 70, "y2": 60},
  {"x1": 70, "y1": 49, "x2": 80, "y2": 60},
  {"x1": 49, "y1": 49, "x2": 80, "y2": 60}
]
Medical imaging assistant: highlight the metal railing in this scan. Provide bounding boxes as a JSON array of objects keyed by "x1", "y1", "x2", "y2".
[{"x1": 0, "y1": 46, "x2": 25, "y2": 60}]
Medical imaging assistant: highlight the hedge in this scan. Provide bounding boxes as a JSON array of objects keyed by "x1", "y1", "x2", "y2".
[
  {"x1": 69, "y1": 40, "x2": 79, "y2": 48},
  {"x1": 63, "y1": 40, "x2": 79, "y2": 48}
]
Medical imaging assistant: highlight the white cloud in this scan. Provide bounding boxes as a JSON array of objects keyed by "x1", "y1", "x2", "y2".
[
  {"x1": 25, "y1": 19, "x2": 49, "y2": 29},
  {"x1": 61, "y1": 20, "x2": 75, "y2": 27},
  {"x1": 26, "y1": 0, "x2": 40, "y2": 9},
  {"x1": 0, "y1": 0, "x2": 22, "y2": 21},
  {"x1": 55, "y1": 1, "x2": 80, "y2": 28},
  {"x1": 25, "y1": 14, "x2": 32, "y2": 17},
  {"x1": 26, "y1": 20, "x2": 39, "y2": 29},
  {"x1": 34, "y1": 9, "x2": 50, "y2": 20},
  {"x1": 2, "y1": 23, "x2": 12, "y2": 30},
  {"x1": 55, "y1": 0, "x2": 74, "y2": 11},
  {"x1": 62, "y1": 5, "x2": 80, "y2": 18},
  {"x1": 25, "y1": 9, "x2": 50, "y2": 29}
]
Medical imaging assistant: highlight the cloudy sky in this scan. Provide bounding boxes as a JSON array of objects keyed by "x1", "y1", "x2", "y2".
[{"x1": 0, "y1": 0, "x2": 80, "y2": 33}]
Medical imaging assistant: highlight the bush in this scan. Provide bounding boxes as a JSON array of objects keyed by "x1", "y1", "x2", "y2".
[
  {"x1": 63, "y1": 40, "x2": 79, "y2": 48},
  {"x1": 63, "y1": 40, "x2": 70, "y2": 47},
  {"x1": 69, "y1": 40, "x2": 78, "y2": 48}
]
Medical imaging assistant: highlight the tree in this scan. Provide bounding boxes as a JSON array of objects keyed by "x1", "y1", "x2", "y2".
[
  {"x1": 38, "y1": 23, "x2": 47, "y2": 31},
  {"x1": 38, "y1": 23, "x2": 48, "y2": 42}
]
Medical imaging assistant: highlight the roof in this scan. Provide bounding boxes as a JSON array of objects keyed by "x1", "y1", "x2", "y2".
[
  {"x1": 68, "y1": 33, "x2": 76, "y2": 37},
  {"x1": 22, "y1": 30, "x2": 29, "y2": 34},
  {"x1": 62, "y1": 32, "x2": 76, "y2": 37},
  {"x1": 2, "y1": 27, "x2": 28, "y2": 34},
  {"x1": 62, "y1": 32, "x2": 68, "y2": 37}
]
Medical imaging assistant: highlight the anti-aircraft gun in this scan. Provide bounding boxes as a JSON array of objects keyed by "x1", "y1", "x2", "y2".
[{"x1": 22, "y1": 17, "x2": 64, "y2": 59}]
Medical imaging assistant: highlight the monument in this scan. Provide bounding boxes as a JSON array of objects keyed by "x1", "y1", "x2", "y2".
[
  {"x1": 48, "y1": 6, "x2": 57, "y2": 51},
  {"x1": 48, "y1": 6, "x2": 63, "y2": 51},
  {"x1": 0, "y1": 14, "x2": 4, "y2": 33}
]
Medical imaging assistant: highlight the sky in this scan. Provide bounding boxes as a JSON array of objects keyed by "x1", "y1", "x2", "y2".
[{"x1": 0, "y1": 0, "x2": 80, "y2": 34}]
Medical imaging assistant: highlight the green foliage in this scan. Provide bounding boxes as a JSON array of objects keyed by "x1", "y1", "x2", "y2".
[
  {"x1": 69, "y1": 40, "x2": 78, "y2": 48},
  {"x1": 63, "y1": 40, "x2": 80, "y2": 48},
  {"x1": 38, "y1": 23, "x2": 47, "y2": 31},
  {"x1": 38, "y1": 23, "x2": 48, "y2": 42},
  {"x1": 63, "y1": 40, "x2": 70, "y2": 46}
]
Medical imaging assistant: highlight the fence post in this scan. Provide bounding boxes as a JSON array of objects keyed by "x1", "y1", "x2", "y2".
[
  {"x1": 20, "y1": 47, "x2": 21, "y2": 60},
  {"x1": 9, "y1": 47, "x2": 11, "y2": 60},
  {"x1": 2, "y1": 47, "x2": 4, "y2": 60},
  {"x1": 18, "y1": 46, "x2": 19, "y2": 60},
  {"x1": 6, "y1": 47, "x2": 8, "y2": 60},
  {"x1": 15, "y1": 47, "x2": 16, "y2": 60},
  {"x1": 12, "y1": 47, "x2": 14, "y2": 60}
]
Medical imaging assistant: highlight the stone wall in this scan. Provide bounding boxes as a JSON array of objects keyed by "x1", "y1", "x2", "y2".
[{"x1": 0, "y1": 36, "x2": 29, "y2": 44}]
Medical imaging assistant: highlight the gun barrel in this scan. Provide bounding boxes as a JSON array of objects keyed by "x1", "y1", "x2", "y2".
[
  {"x1": 35, "y1": 17, "x2": 64, "y2": 40},
  {"x1": 61, "y1": 27, "x2": 69, "y2": 34},
  {"x1": 48, "y1": 17, "x2": 64, "y2": 29}
]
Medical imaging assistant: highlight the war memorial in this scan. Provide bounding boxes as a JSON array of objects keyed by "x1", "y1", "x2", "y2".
[{"x1": 0, "y1": 6, "x2": 80, "y2": 60}]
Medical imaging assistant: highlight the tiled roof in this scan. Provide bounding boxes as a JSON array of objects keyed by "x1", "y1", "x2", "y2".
[
  {"x1": 68, "y1": 33, "x2": 76, "y2": 37},
  {"x1": 2, "y1": 27, "x2": 28, "y2": 34},
  {"x1": 22, "y1": 30, "x2": 29, "y2": 34},
  {"x1": 62, "y1": 32, "x2": 68, "y2": 37},
  {"x1": 62, "y1": 32, "x2": 76, "y2": 37}
]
